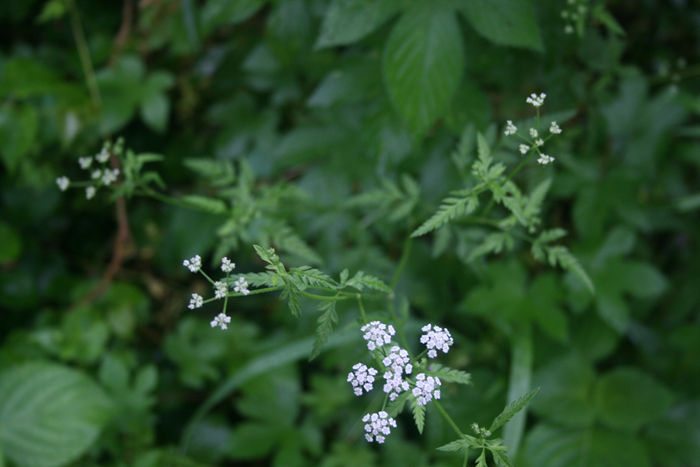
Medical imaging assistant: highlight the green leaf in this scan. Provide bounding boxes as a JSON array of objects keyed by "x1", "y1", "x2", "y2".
[
  {"x1": 491, "y1": 449, "x2": 514, "y2": 467},
  {"x1": 489, "y1": 388, "x2": 539, "y2": 433},
  {"x1": 594, "y1": 368, "x2": 674, "y2": 432},
  {"x1": 343, "y1": 271, "x2": 393, "y2": 294},
  {"x1": 385, "y1": 390, "x2": 411, "y2": 418},
  {"x1": 457, "y1": 0, "x2": 543, "y2": 51},
  {"x1": 427, "y1": 364, "x2": 471, "y2": 385},
  {"x1": 383, "y1": 4, "x2": 464, "y2": 134},
  {"x1": 0, "y1": 362, "x2": 114, "y2": 467},
  {"x1": 436, "y1": 438, "x2": 469, "y2": 452},
  {"x1": 411, "y1": 190, "x2": 480, "y2": 237},
  {"x1": 310, "y1": 301, "x2": 338, "y2": 360},
  {"x1": 476, "y1": 449, "x2": 488, "y2": 467},
  {"x1": 201, "y1": 0, "x2": 268, "y2": 32},
  {"x1": 543, "y1": 246, "x2": 595, "y2": 294},
  {"x1": 140, "y1": 92, "x2": 169, "y2": 133},
  {"x1": 180, "y1": 195, "x2": 228, "y2": 214},
  {"x1": 289, "y1": 266, "x2": 338, "y2": 290},
  {"x1": 410, "y1": 398, "x2": 426, "y2": 434},
  {"x1": 37, "y1": 0, "x2": 66, "y2": 23},
  {"x1": 315, "y1": 0, "x2": 401, "y2": 48},
  {"x1": 281, "y1": 283, "x2": 302, "y2": 318},
  {"x1": 0, "y1": 222, "x2": 22, "y2": 264}
]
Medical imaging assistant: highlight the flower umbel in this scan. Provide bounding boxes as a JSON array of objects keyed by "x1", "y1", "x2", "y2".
[
  {"x1": 234, "y1": 277, "x2": 250, "y2": 295},
  {"x1": 550, "y1": 121, "x2": 562, "y2": 134},
  {"x1": 412, "y1": 373, "x2": 442, "y2": 406},
  {"x1": 348, "y1": 363, "x2": 378, "y2": 396},
  {"x1": 519, "y1": 144, "x2": 529, "y2": 155},
  {"x1": 526, "y1": 93, "x2": 546, "y2": 107},
  {"x1": 537, "y1": 154, "x2": 555, "y2": 165},
  {"x1": 188, "y1": 293, "x2": 203, "y2": 309},
  {"x1": 361, "y1": 321, "x2": 395, "y2": 351},
  {"x1": 183, "y1": 255, "x2": 202, "y2": 273},
  {"x1": 210, "y1": 312, "x2": 231, "y2": 330},
  {"x1": 56, "y1": 176, "x2": 70, "y2": 191},
  {"x1": 214, "y1": 281, "x2": 228, "y2": 299},
  {"x1": 382, "y1": 346, "x2": 412, "y2": 401},
  {"x1": 221, "y1": 257, "x2": 235, "y2": 273},
  {"x1": 363, "y1": 411, "x2": 397, "y2": 444},
  {"x1": 504, "y1": 120, "x2": 517, "y2": 136},
  {"x1": 420, "y1": 324, "x2": 454, "y2": 358}
]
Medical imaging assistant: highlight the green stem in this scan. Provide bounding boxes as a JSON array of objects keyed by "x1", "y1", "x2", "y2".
[
  {"x1": 482, "y1": 150, "x2": 536, "y2": 217},
  {"x1": 68, "y1": 0, "x2": 101, "y2": 110},
  {"x1": 390, "y1": 237, "x2": 412, "y2": 289},
  {"x1": 503, "y1": 322, "x2": 533, "y2": 458},
  {"x1": 358, "y1": 296, "x2": 368, "y2": 323},
  {"x1": 297, "y1": 289, "x2": 350, "y2": 301},
  {"x1": 433, "y1": 400, "x2": 463, "y2": 438}
]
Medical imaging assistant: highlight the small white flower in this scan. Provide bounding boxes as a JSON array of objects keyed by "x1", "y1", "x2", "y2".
[
  {"x1": 561, "y1": 10, "x2": 569, "y2": 18},
  {"x1": 210, "y1": 312, "x2": 231, "y2": 330},
  {"x1": 529, "y1": 128, "x2": 538, "y2": 138},
  {"x1": 535, "y1": 139, "x2": 544, "y2": 147},
  {"x1": 361, "y1": 321, "x2": 395, "y2": 351},
  {"x1": 101, "y1": 168, "x2": 119, "y2": 186},
  {"x1": 56, "y1": 176, "x2": 70, "y2": 191},
  {"x1": 95, "y1": 148, "x2": 110, "y2": 163},
  {"x1": 234, "y1": 277, "x2": 250, "y2": 295},
  {"x1": 519, "y1": 144, "x2": 529, "y2": 155},
  {"x1": 78, "y1": 156, "x2": 93, "y2": 169},
  {"x1": 183, "y1": 255, "x2": 202, "y2": 273},
  {"x1": 504, "y1": 120, "x2": 517, "y2": 136},
  {"x1": 221, "y1": 257, "x2": 235, "y2": 273},
  {"x1": 420, "y1": 324, "x2": 454, "y2": 358},
  {"x1": 382, "y1": 346, "x2": 412, "y2": 401},
  {"x1": 526, "y1": 93, "x2": 546, "y2": 107},
  {"x1": 91, "y1": 169, "x2": 102, "y2": 180},
  {"x1": 86, "y1": 186, "x2": 96, "y2": 200},
  {"x1": 188, "y1": 293, "x2": 203, "y2": 309},
  {"x1": 564, "y1": 25, "x2": 575, "y2": 34},
  {"x1": 214, "y1": 281, "x2": 228, "y2": 299},
  {"x1": 537, "y1": 154, "x2": 555, "y2": 165},
  {"x1": 550, "y1": 121, "x2": 562, "y2": 134},
  {"x1": 362, "y1": 411, "x2": 397, "y2": 444},
  {"x1": 412, "y1": 373, "x2": 442, "y2": 406},
  {"x1": 347, "y1": 363, "x2": 378, "y2": 396}
]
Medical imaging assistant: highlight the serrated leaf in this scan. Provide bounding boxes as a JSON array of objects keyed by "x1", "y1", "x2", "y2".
[
  {"x1": 524, "y1": 177, "x2": 552, "y2": 218},
  {"x1": 315, "y1": 0, "x2": 401, "y2": 48},
  {"x1": 0, "y1": 363, "x2": 114, "y2": 467},
  {"x1": 467, "y1": 231, "x2": 514, "y2": 262},
  {"x1": 181, "y1": 195, "x2": 228, "y2": 215},
  {"x1": 383, "y1": 5, "x2": 464, "y2": 134},
  {"x1": 411, "y1": 398, "x2": 426, "y2": 434},
  {"x1": 489, "y1": 388, "x2": 539, "y2": 433},
  {"x1": 458, "y1": 0, "x2": 543, "y2": 51},
  {"x1": 310, "y1": 301, "x2": 338, "y2": 360},
  {"x1": 545, "y1": 246, "x2": 595, "y2": 294},
  {"x1": 427, "y1": 364, "x2": 472, "y2": 385},
  {"x1": 290, "y1": 266, "x2": 338, "y2": 290},
  {"x1": 241, "y1": 271, "x2": 279, "y2": 287},
  {"x1": 344, "y1": 271, "x2": 393, "y2": 294},
  {"x1": 412, "y1": 191, "x2": 480, "y2": 237},
  {"x1": 476, "y1": 449, "x2": 488, "y2": 467},
  {"x1": 281, "y1": 283, "x2": 302, "y2": 318},
  {"x1": 386, "y1": 390, "x2": 411, "y2": 418},
  {"x1": 491, "y1": 449, "x2": 514, "y2": 467},
  {"x1": 437, "y1": 438, "x2": 469, "y2": 452}
]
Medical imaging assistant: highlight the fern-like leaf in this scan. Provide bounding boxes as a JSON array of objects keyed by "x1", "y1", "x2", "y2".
[
  {"x1": 181, "y1": 195, "x2": 228, "y2": 214},
  {"x1": 344, "y1": 271, "x2": 393, "y2": 294},
  {"x1": 489, "y1": 388, "x2": 539, "y2": 433},
  {"x1": 491, "y1": 449, "x2": 515, "y2": 467},
  {"x1": 410, "y1": 397, "x2": 426, "y2": 434},
  {"x1": 545, "y1": 246, "x2": 595, "y2": 294},
  {"x1": 310, "y1": 301, "x2": 337, "y2": 360},
  {"x1": 476, "y1": 450, "x2": 488, "y2": 467},
  {"x1": 466, "y1": 232, "x2": 514, "y2": 262},
  {"x1": 290, "y1": 266, "x2": 338, "y2": 290},
  {"x1": 385, "y1": 391, "x2": 410, "y2": 418},
  {"x1": 427, "y1": 364, "x2": 471, "y2": 385},
  {"x1": 280, "y1": 283, "x2": 302, "y2": 318},
  {"x1": 437, "y1": 438, "x2": 469, "y2": 453},
  {"x1": 240, "y1": 271, "x2": 280, "y2": 287},
  {"x1": 411, "y1": 191, "x2": 480, "y2": 237}
]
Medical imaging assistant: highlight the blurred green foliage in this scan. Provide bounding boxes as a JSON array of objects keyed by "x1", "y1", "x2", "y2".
[{"x1": 1, "y1": 0, "x2": 699, "y2": 466}]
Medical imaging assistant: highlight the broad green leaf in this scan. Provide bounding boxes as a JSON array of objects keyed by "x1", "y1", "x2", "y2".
[
  {"x1": 201, "y1": 0, "x2": 268, "y2": 32},
  {"x1": 457, "y1": 0, "x2": 543, "y2": 51},
  {"x1": 315, "y1": 0, "x2": 401, "y2": 48},
  {"x1": 383, "y1": 4, "x2": 464, "y2": 134},
  {"x1": 310, "y1": 301, "x2": 338, "y2": 360},
  {"x1": 594, "y1": 368, "x2": 674, "y2": 432},
  {"x1": 37, "y1": 0, "x2": 66, "y2": 23},
  {"x1": 530, "y1": 354, "x2": 596, "y2": 427},
  {"x1": 0, "y1": 362, "x2": 114, "y2": 467},
  {"x1": 140, "y1": 92, "x2": 169, "y2": 133},
  {"x1": 0, "y1": 222, "x2": 21, "y2": 264},
  {"x1": 490, "y1": 388, "x2": 539, "y2": 433},
  {"x1": 522, "y1": 424, "x2": 651, "y2": 467}
]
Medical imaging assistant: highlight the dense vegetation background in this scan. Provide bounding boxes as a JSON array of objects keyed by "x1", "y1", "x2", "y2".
[{"x1": 1, "y1": 0, "x2": 699, "y2": 466}]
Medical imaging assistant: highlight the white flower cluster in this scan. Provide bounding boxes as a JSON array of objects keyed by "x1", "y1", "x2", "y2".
[
  {"x1": 214, "y1": 281, "x2": 228, "y2": 299},
  {"x1": 349, "y1": 320, "x2": 456, "y2": 443},
  {"x1": 412, "y1": 373, "x2": 442, "y2": 406},
  {"x1": 183, "y1": 255, "x2": 202, "y2": 273},
  {"x1": 348, "y1": 363, "x2": 378, "y2": 396},
  {"x1": 234, "y1": 277, "x2": 250, "y2": 295},
  {"x1": 550, "y1": 121, "x2": 562, "y2": 134},
  {"x1": 420, "y1": 324, "x2": 454, "y2": 358},
  {"x1": 210, "y1": 312, "x2": 231, "y2": 330},
  {"x1": 382, "y1": 346, "x2": 413, "y2": 401},
  {"x1": 221, "y1": 257, "x2": 235, "y2": 272},
  {"x1": 56, "y1": 146, "x2": 120, "y2": 199},
  {"x1": 362, "y1": 411, "x2": 397, "y2": 444},
  {"x1": 504, "y1": 120, "x2": 517, "y2": 136},
  {"x1": 188, "y1": 293, "x2": 203, "y2": 309},
  {"x1": 361, "y1": 321, "x2": 395, "y2": 351},
  {"x1": 526, "y1": 93, "x2": 546, "y2": 107},
  {"x1": 537, "y1": 154, "x2": 555, "y2": 165}
]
